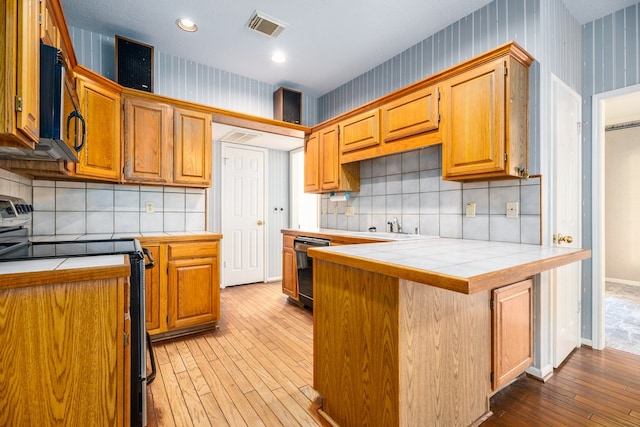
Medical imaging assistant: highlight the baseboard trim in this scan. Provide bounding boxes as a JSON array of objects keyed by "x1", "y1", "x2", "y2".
[{"x1": 606, "y1": 277, "x2": 640, "y2": 287}]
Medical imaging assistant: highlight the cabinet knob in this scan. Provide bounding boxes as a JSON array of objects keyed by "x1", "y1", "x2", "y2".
[{"x1": 257, "y1": 220, "x2": 264, "y2": 226}]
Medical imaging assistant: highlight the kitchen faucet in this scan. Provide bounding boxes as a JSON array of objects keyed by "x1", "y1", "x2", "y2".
[{"x1": 387, "y1": 217, "x2": 401, "y2": 233}]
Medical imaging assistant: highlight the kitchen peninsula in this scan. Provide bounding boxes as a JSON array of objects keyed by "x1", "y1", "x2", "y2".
[{"x1": 308, "y1": 238, "x2": 590, "y2": 426}]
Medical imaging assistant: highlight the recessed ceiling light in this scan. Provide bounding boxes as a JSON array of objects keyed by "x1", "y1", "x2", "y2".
[
  {"x1": 271, "y1": 52, "x2": 286, "y2": 64},
  {"x1": 176, "y1": 18, "x2": 198, "y2": 32}
]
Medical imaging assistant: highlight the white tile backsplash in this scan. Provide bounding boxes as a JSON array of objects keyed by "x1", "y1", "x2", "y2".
[
  {"x1": 319, "y1": 147, "x2": 542, "y2": 244},
  {"x1": 30, "y1": 180, "x2": 206, "y2": 236},
  {"x1": 55, "y1": 211, "x2": 86, "y2": 234}
]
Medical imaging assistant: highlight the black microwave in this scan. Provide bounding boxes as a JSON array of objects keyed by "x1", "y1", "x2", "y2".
[{"x1": 39, "y1": 43, "x2": 84, "y2": 161}]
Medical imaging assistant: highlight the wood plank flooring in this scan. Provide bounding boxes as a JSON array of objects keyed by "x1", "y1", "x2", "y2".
[{"x1": 146, "y1": 281, "x2": 640, "y2": 427}]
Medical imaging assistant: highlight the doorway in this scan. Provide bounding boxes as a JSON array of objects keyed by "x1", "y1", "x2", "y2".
[
  {"x1": 591, "y1": 83, "x2": 640, "y2": 352},
  {"x1": 221, "y1": 143, "x2": 267, "y2": 287}
]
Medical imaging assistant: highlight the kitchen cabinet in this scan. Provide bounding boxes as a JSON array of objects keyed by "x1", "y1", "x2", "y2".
[
  {"x1": 0, "y1": 263, "x2": 130, "y2": 425},
  {"x1": 121, "y1": 91, "x2": 212, "y2": 188},
  {"x1": 144, "y1": 244, "x2": 162, "y2": 333},
  {"x1": 338, "y1": 85, "x2": 442, "y2": 164},
  {"x1": 281, "y1": 235, "x2": 298, "y2": 299},
  {"x1": 304, "y1": 125, "x2": 359, "y2": 194},
  {"x1": 491, "y1": 278, "x2": 533, "y2": 391},
  {"x1": 168, "y1": 242, "x2": 220, "y2": 330},
  {"x1": 71, "y1": 67, "x2": 122, "y2": 181},
  {"x1": 381, "y1": 84, "x2": 441, "y2": 146},
  {"x1": 122, "y1": 94, "x2": 173, "y2": 184},
  {"x1": 338, "y1": 108, "x2": 380, "y2": 162},
  {"x1": 140, "y1": 235, "x2": 221, "y2": 340},
  {"x1": 303, "y1": 131, "x2": 320, "y2": 192},
  {"x1": 442, "y1": 54, "x2": 529, "y2": 181},
  {"x1": 0, "y1": 0, "x2": 40, "y2": 148},
  {"x1": 173, "y1": 106, "x2": 212, "y2": 187}
]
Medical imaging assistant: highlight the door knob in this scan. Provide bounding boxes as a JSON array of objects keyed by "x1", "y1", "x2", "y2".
[
  {"x1": 257, "y1": 220, "x2": 264, "y2": 226},
  {"x1": 553, "y1": 233, "x2": 573, "y2": 244}
]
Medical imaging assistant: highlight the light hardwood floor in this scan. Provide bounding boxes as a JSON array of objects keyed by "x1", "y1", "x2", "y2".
[
  {"x1": 146, "y1": 281, "x2": 324, "y2": 427},
  {"x1": 147, "y1": 281, "x2": 640, "y2": 427}
]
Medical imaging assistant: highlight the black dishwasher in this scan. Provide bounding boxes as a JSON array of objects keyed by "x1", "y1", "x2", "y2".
[{"x1": 294, "y1": 236, "x2": 330, "y2": 309}]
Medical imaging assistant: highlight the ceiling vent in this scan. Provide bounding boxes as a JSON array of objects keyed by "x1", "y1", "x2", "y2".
[
  {"x1": 221, "y1": 130, "x2": 261, "y2": 144},
  {"x1": 246, "y1": 11, "x2": 287, "y2": 38}
]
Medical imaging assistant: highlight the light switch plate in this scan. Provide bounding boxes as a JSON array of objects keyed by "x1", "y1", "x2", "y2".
[
  {"x1": 345, "y1": 206, "x2": 355, "y2": 216},
  {"x1": 506, "y1": 201, "x2": 519, "y2": 218},
  {"x1": 466, "y1": 202, "x2": 476, "y2": 218}
]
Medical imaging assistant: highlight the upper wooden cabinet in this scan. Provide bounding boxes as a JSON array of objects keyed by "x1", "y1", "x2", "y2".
[
  {"x1": 309, "y1": 42, "x2": 532, "y2": 183},
  {"x1": 339, "y1": 109, "x2": 380, "y2": 162},
  {"x1": 173, "y1": 107, "x2": 212, "y2": 187},
  {"x1": 316, "y1": 125, "x2": 359, "y2": 193},
  {"x1": 121, "y1": 90, "x2": 212, "y2": 188},
  {"x1": 338, "y1": 85, "x2": 441, "y2": 164},
  {"x1": 304, "y1": 131, "x2": 320, "y2": 192},
  {"x1": 442, "y1": 54, "x2": 529, "y2": 181},
  {"x1": 0, "y1": 0, "x2": 40, "y2": 148},
  {"x1": 122, "y1": 95, "x2": 173, "y2": 184},
  {"x1": 71, "y1": 68, "x2": 122, "y2": 181},
  {"x1": 381, "y1": 85, "x2": 440, "y2": 144},
  {"x1": 304, "y1": 126, "x2": 359, "y2": 194}
]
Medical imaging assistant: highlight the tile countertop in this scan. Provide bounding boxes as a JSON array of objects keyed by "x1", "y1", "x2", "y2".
[
  {"x1": 29, "y1": 231, "x2": 220, "y2": 242},
  {"x1": 307, "y1": 238, "x2": 591, "y2": 294},
  {"x1": 0, "y1": 255, "x2": 126, "y2": 275},
  {"x1": 281, "y1": 228, "x2": 438, "y2": 241}
]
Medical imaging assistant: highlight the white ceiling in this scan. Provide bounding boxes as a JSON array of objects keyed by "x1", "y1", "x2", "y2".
[{"x1": 59, "y1": 0, "x2": 638, "y2": 98}]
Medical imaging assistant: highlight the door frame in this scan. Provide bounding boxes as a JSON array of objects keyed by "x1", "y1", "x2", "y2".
[
  {"x1": 220, "y1": 142, "x2": 268, "y2": 287},
  {"x1": 591, "y1": 82, "x2": 640, "y2": 350}
]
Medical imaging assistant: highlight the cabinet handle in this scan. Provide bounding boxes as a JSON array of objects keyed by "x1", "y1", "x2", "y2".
[{"x1": 553, "y1": 233, "x2": 573, "y2": 245}]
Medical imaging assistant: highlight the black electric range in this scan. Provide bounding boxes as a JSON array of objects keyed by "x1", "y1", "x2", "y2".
[{"x1": 0, "y1": 225, "x2": 155, "y2": 427}]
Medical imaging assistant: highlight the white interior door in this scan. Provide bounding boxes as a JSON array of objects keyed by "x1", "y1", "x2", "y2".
[
  {"x1": 551, "y1": 75, "x2": 582, "y2": 367},
  {"x1": 221, "y1": 144, "x2": 265, "y2": 287}
]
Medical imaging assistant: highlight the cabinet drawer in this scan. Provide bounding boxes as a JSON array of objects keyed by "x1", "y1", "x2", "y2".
[{"x1": 169, "y1": 241, "x2": 219, "y2": 259}]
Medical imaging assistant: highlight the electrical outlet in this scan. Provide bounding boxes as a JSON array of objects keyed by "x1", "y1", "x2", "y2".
[
  {"x1": 506, "y1": 201, "x2": 519, "y2": 218},
  {"x1": 333, "y1": 205, "x2": 338, "y2": 215},
  {"x1": 145, "y1": 201, "x2": 154, "y2": 213},
  {"x1": 345, "y1": 206, "x2": 355, "y2": 216},
  {"x1": 466, "y1": 202, "x2": 476, "y2": 218},
  {"x1": 321, "y1": 205, "x2": 327, "y2": 214}
]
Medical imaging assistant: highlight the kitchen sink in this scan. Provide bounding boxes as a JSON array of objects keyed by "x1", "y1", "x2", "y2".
[{"x1": 348, "y1": 231, "x2": 429, "y2": 240}]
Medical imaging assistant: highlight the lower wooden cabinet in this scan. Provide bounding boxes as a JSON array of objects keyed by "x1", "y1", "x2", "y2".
[
  {"x1": 282, "y1": 235, "x2": 298, "y2": 299},
  {"x1": 141, "y1": 235, "x2": 221, "y2": 340},
  {"x1": 491, "y1": 278, "x2": 533, "y2": 391},
  {"x1": 0, "y1": 265, "x2": 130, "y2": 425}
]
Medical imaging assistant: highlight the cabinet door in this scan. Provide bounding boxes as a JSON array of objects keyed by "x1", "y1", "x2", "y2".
[
  {"x1": 144, "y1": 245, "x2": 162, "y2": 334},
  {"x1": 75, "y1": 75, "x2": 122, "y2": 181},
  {"x1": 168, "y1": 257, "x2": 220, "y2": 330},
  {"x1": 339, "y1": 109, "x2": 380, "y2": 155},
  {"x1": 319, "y1": 126, "x2": 340, "y2": 191},
  {"x1": 304, "y1": 132, "x2": 320, "y2": 193},
  {"x1": 443, "y1": 59, "x2": 506, "y2": 177},
  {"x1": 40, "y1": 0, "x2": 59, "y2": 47},
  {"x1": 491, "y1": 278, "x2": 533, "y2": 391},
  {"x1": 282, "y1": 235, "x2": 298, "y2": 299},
  {"x1": 123, "y1": 96, "x2": 173, "y2": 184},
  {"x1": 0, "y1": 0, "x2": 40, "y2": 147},
  {"x1": 381, "y1": 85, "x2": 439, "y2": 143},
  {"x1": 173, "y1": 107, "x2": 212, "y2": 187}
]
